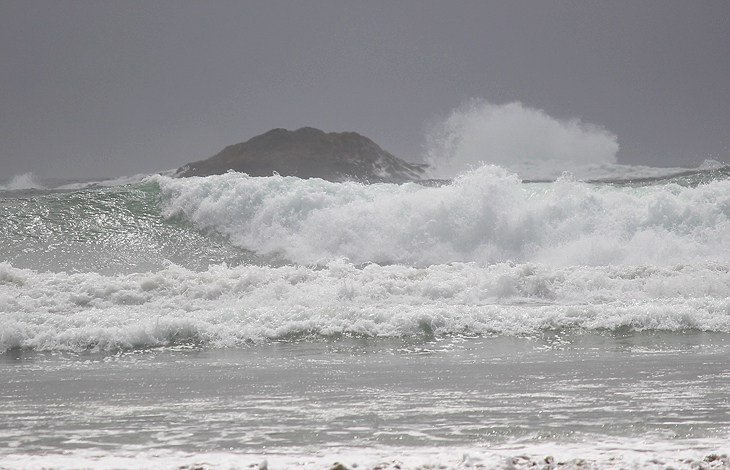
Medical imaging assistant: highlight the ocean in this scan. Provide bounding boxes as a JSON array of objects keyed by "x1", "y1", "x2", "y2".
[{"x1": 1, "y1": 164, "x2": 729, "y2": 469}]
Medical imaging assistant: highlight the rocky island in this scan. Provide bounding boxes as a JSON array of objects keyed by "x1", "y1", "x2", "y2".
[{"x1": 175, "y1": 127, "x2": 426, "y2": 183}]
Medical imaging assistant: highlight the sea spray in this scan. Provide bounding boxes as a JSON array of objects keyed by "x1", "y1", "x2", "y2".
[
  {"x1": 0, "y1": 172, "x2": 45, "y2": 190},
  {"x1": 424, "y1": 100, "x2": 620, "y2": 179}
]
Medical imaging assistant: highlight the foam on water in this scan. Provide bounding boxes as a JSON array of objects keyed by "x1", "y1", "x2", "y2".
[
  {"x1": 153, "y1": 166, "x2": 730, "y2": 267},
  {"x1": 3, "y1": 160, "x2": 730, "y2": 465},
  {"x1": 2, "y1": 441, "x2": 729, "y2": 469},
  {"x1": 1, "y1": 165, "x2": 728, "y2": 352},
  {"x1": 2, "y1": 260, "x2": 729, "y2": 353}
]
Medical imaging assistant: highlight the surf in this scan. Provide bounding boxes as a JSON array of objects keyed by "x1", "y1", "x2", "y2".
[{"x1": 153, "y1": 165, "x2": 730, "y2": 267}]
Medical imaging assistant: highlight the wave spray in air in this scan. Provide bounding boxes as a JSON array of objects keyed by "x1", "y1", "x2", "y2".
[
  {"x1": 0, "y1": 172, "x2": 45, "y2": 190},
  {"x1": 424, "y1": 100, "x2": 619, "y2": 180},
  {"x1": 423, "y1": 100, "x2": 715, "y2": 181}
]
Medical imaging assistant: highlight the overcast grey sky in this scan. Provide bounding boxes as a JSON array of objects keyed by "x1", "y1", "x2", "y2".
[{"x1": 1, "y1": 0, "x2": 728, "y2": 178}]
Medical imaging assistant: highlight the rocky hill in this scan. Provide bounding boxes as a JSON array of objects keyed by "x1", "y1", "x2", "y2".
[{"x1": 175, "y1": 127, "x2": 426, "y2": 183}]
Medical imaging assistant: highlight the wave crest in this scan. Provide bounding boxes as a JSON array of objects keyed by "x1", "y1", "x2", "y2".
[{"x1": 153, "y1": 167, "x2": 730, "y2": 267}]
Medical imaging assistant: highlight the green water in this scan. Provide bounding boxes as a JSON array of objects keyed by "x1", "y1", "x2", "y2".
[{"x1": 0, "y1": 183, "x2": 255, "y2": 274}]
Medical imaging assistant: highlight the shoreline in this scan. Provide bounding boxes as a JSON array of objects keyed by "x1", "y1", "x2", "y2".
[{"x1": 2, "y1": 334, "x2": 730, "y2": 469}]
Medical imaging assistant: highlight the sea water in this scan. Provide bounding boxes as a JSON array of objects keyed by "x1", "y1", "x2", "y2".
[{"x1": 1, "y1": 165, "x2": 729, "y2": 468}]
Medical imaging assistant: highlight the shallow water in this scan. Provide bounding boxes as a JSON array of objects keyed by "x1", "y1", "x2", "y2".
[{"x1": 2, "y1": 332, "x2": 729, "y2": 468}]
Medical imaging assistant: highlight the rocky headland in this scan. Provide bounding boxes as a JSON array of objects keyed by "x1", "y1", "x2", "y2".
[{"x1": 175, "y1": 127, "x2": 426, "y2": 183}]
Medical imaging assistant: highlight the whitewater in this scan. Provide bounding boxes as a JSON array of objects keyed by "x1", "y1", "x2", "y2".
[
  {"x1": 2, "y1": 104, "x2": 730, "y2": 468},
  {"x1": 2, "y1": 163, "x2": 730, "y2": 468},
  {"x1": 1, "y1": 165, "x2": 730, "y2": 354}
]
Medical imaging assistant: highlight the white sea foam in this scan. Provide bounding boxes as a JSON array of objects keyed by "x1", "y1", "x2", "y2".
[
  {"x1": 0, "y1": 439, "x2": 728, "y2": 469},
  {"x1": 0, "y1": 172, "x2": 45, "y2": 190},
  {"x1": 152, "y1": 167, "x2": 730, "y2": 267},
  {"x1": 1, "y1": 260, "x2": 728, "y2": 353},
  {"x1": 2, "y1": 166, "x2": 729, "y2": 352}
]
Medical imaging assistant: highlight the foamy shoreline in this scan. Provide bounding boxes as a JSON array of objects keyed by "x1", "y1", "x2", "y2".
[{"x1": 3, "y1": 444, "x2": 729, "y2": 469}]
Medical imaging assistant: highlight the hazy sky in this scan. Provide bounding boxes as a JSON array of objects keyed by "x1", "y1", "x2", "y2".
[{"x1": 1, "y1": 0, "x2": 728, "y2": 178}]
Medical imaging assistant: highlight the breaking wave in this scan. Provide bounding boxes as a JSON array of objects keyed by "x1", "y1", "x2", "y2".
[
  {"x1": 1, "y1": 158, "x2": 729, "y2": 353},
  {"x1": 2, "y1": 260, "x2": 729, "y2": 353},
  {"x1": 154, "y1": 166, "x2": 730, "y2": 267}
]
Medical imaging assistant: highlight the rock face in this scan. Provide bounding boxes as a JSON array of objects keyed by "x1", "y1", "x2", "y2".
[{"x1": 175, "y1": 127, "x2": 426, "y2": 183}]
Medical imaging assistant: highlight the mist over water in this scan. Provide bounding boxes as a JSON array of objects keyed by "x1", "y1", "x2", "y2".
[
  {"x1": 0, "y1": 172, "x2": 45, "y2": 190},
  {"x1": 423, "y1": 100, "x2": 703, "y2": 181}
]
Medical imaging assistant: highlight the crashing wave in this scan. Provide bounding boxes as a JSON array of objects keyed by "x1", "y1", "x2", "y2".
[
  {"x1": 1, "y1": 260, "x2": 729, "y2": 352},
  {"x1": 153, "y1": 165, "x2": 730, "y2": 267}
]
